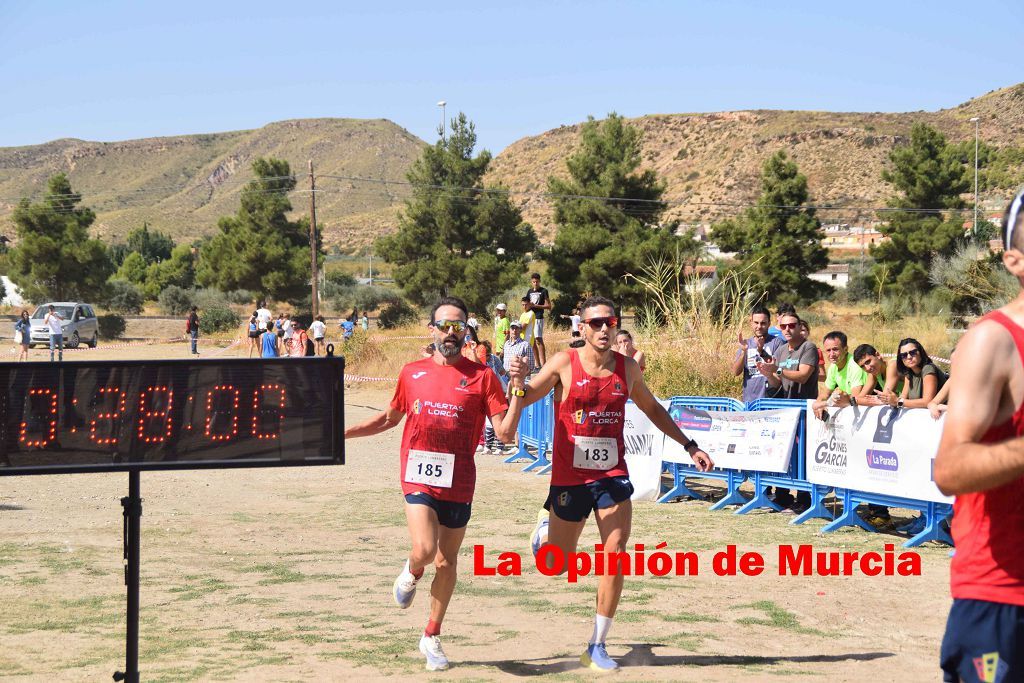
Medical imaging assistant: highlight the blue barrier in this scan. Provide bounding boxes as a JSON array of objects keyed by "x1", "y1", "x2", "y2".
[
  {"x1": 508, "y1": 392, "x2": 951, "y2": 546},
  {"x1": 657, "y1": 396, "x2": 746, "y2": 504},
  {"x1": 735, "y1": 399, "x2": 834, "y2": 525}
]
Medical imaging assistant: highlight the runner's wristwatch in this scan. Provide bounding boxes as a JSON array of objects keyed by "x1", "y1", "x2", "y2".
[
  {"x1": 510, "y1": 387, "x2": 526, "y2": 397},
  {"x1": 683, "y1": 438, "x2": 699, "y2": 453}
]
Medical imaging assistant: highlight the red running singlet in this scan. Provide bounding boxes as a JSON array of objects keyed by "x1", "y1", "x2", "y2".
[
  {"x1": 551, "y1": 349, "x2": 631, "y2": 486},
  {"x1": 390, "y1": 356, "x2": 507, "y2": 503},
  {"x1": 950, "y1": 310, "x2": 1024, "y2": 607}
]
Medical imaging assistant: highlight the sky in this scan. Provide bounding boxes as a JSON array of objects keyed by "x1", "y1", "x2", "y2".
[{"x1": 1, "y1": 0, "x2": 1022, "y2": 154}]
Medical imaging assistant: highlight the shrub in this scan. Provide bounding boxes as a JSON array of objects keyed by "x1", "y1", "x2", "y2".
[
  {"x1": 378, "y1": 299, "x2": 418, "y2": 329},
  {"x1": 224, "y1": 289, "x2": 256, "y2": 306},
  {"x1": 158, "y1": 286, "x2": 194, "y2": 315},
  {"x1": 104, "y1": 280, "x2": 144, "y2": 314},
  {"x1": 201, "y1": 305, "x2": 240, "y2": 333},
  {"x1": 332, "y1": 284, "x2": 400, "y2": 313},
  {"x1": 97, "y1": 314, "x2": 126, "y2": 340}
]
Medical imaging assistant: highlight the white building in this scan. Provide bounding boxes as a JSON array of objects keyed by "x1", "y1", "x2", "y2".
[{"x1": 809, "y1": 263, "x2": 850, "y2": 289}]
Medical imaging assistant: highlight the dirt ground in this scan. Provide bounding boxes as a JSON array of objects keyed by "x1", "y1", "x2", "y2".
[{"x1": 0, "y1": 341, "x2": 954, "y2": 681}]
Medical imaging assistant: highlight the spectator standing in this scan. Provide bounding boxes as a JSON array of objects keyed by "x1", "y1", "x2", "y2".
[
  {"x1": 732, "y1": 305, "x2": 785, "y2": 403},
  {"x1": 185, "y1": 306, "x2": 200, "y2": 355},
  {"x1": 311, "y1": 315, "x2": 327, "y2": 355},
  {"x1": 525, "y1": 273, "x2": 551, "y2": 365},
  {"x1": 758, "y1": 313, "x2": 818, "y2": 511},
  {"x1": 467, "y1": 312, "x2": 479, "y2": 330},
  {"x1": 502, "y1": 320, "x2": 535, "y2": 378},
  {"x1": 481, "y1": 340, "x2": 510, "y2": 453},
  {"x1": 247, "y1": 312, "x2": 261, "y2": 358},
  {"x1": 360, "y1": 311, "x2": 369, "y2": 331},
  {"x1": 44, "y1": 305, "x2": 63, "y2": 362},
  {"x1": 518, "y1": 297, "x2": 537, "y2": 351},
  {"x1": 255, "y1": 301, "x2": 272, "y2": 329},
  {"x1": 493, "y1": 303, "x2": 510, "y2": 357},
  {"x1": 275, "y1": 314, "x2": 286, "y2": 336},
  {"x1": 340, "y1": 317, "x2": 355, "y2": 342},
  {"x1": 281, "y1": 316, "x2": 294, "y2": 343},
  {"x1": 260, "y1": 322, "x2": 279, "y2": 358},
  {"x1": 288, "y1": 320, "x2": 309, "y2": 357},
  {"x1": 14, "y1": 310, "x2": 30, "y2": 362},
  {"x1": 615, "y1": 330, "x2": 646, "y2": 372}
]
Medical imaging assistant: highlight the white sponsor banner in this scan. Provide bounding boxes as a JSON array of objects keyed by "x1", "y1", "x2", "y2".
[
  {"x1": 624, "y1": 400, "x2": 668, "y2": 502},
  {"x1": 661, "y1": 406, "x2": 801, "y2": 473},
  {"x1": 805, "y1": 400, "x2": 952, "y2": 504}
]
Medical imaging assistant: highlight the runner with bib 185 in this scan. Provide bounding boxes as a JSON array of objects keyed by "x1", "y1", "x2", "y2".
[
  {"x1": 344, "y1": 296, "x2": 529, "y2": 672},
  {"x1": 516, "y1": 295, "x2": 713, "y2": 671}
]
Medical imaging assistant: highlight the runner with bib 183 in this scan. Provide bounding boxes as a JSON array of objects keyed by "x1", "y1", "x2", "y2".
[{"x1": 515, "y1": 295, "x2": 713, "y2": 671}]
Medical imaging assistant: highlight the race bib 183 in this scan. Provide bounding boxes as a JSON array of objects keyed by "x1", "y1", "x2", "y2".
[{"x1": 572, "y1": 435, "x2": 619, "y2": 470}]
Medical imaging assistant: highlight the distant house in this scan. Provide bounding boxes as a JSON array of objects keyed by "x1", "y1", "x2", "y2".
[
  {"x1": 809, "y1": 263, "x2": 850, "y2": 289},
  {"x1": 820, "y1": 225, "x2": 885, "y2": 250}
]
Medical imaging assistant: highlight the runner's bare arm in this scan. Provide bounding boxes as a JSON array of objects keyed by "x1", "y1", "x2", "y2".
[
  {"x1": 344, "y1": 406, "x2": 405, "y2": 438},
  {"x1": 517, "y1": 351, "x2": 567, "y2": 406},
  {"x1": 934, "y1": 322, "x2": 1024, "y2": 494},
  {"x1": 626, "y1": 359, "x2": 714, "y2": 472}
]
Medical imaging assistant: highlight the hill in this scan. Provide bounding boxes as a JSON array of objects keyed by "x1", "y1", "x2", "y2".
[
  {"x1": 0, "y1": 118, "x2": 426, "y2": 252},
  {"x1": 486, "y1": 83, "x2": 1024, "y2": 241},
  {"x1": 2, "y1": 84, "x2": 1022, "y2": 251}
]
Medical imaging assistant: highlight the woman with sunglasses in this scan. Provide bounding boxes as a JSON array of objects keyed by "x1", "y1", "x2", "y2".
[{"x1": 880, "y1": 338, "x2": 947, "y2": 410}]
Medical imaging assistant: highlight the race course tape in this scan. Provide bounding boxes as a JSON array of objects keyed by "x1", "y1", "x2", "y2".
[
  {"x1": 344, "y1": 373, "x2": 398, "y2": 382},
  {"x1": 7, "y1": 337, "x2": 242, "y2": 355}
]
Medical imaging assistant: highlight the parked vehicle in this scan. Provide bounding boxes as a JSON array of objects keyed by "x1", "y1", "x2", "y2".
[{"x1": 29, "y1": 302, "x2": 99, "y2": 349}]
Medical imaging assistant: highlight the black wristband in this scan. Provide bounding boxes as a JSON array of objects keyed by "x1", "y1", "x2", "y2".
[{"x1": 683, "y1": 438, "x2": 698, "y2": 453}]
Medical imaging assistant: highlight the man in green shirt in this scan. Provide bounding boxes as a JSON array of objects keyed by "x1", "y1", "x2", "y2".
[
  {"x1": 493, "y1": 303, "x2": 510, "y2": 358},
  {"x1": 813, "y1": 330, "x2": 866, "y2": 420}
]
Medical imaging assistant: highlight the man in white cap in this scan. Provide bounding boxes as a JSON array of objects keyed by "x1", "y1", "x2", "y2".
[
  {"x1": 502, "y1": 319, "x2": 535, "y2": 379},
  {"x1": 493, "y1": 303, "x2": 510, "y2": 358}
]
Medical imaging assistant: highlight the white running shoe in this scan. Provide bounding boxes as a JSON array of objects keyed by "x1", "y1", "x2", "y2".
[
  {"x1": 530, "y1": 508, "x2": 549, "y2": 556},
  {"x1": 392, "y1": 560, "x2": 419, "y2": 609},
  {"x1": 419, "y1": 634, "x2": 450, "y2": 671},
  {"x1": 475, "y1": 444, "x2": 485, "y2": 453}
]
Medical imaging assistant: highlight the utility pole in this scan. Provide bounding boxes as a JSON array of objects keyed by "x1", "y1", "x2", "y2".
[
  {"x1": 970, "y1": 117, "x2": 980, "y2": 236},
  {"x1": 308, "y1": 160, "x2": 319, "y2": 318}
]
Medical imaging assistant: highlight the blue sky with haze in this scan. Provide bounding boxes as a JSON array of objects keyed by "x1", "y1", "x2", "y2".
[{"x1": 1, "y1": 0, "x2": 1021, "y2": 153}]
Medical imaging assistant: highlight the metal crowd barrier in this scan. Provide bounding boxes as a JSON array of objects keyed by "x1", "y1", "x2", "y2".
[{"x1": 507, "y1": 392, "x2": 952, "y2": 548}]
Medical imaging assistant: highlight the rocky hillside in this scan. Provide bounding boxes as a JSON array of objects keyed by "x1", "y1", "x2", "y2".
[
  {"x1": 487, "y1": 83, "x2": 1024, "y2": 241},
  {"x1": 2, "y1": 84, "x2": 1022, "y2": 251},
  {"x1": 0, "y1": 118, "x2": 425, "y2": 252}
]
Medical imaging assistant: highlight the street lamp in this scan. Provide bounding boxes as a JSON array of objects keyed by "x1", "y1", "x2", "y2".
[
  {"x1": 437, "y1": 101, "x2": 446, "y2": 141},
  {"x1": 970, "y1": 116, "x2": 980, "y2": 235}
]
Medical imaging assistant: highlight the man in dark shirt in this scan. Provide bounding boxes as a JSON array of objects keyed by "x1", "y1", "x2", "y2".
[
  {"x1": 760, "y1": 313, "x2": 820, "y2": 400},
  {"x1": 526, "y1": 272, "x2": 551, "y2": 366},
  {"x1": 757, "y1": 312, "x2": 818, "y2": 511}
]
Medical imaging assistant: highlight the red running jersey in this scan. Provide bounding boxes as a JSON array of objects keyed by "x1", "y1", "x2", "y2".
[
  {"x1": 551, "y1": 349, "x2": 631, "y2": 486},
  {"x1": 390, "y1": 356, "x2": 508, "y2": 503},
  {"x1": 950, "y1": 310, "x2": 1024, "y2": 606}
]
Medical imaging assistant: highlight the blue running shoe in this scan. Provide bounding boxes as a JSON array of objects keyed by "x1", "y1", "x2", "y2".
[
  {"x1": 392, "y1": 560, "x2": 419, "y2": 609},
  {"x1": 530, "y1": 509, "x2": 549, "y2": 556},
  {"x1": 581, "y1": 642, "x2": 618, "y2": 671},
  {"x1": 419, "y1": 634, "x2": 450, "y2": 671}
]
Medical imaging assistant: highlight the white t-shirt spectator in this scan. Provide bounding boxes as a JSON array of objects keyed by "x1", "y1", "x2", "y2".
[
  {"x1": 282, "y1": 319, "x2": 294, "y2": 340},
  {"x1": 256, "y1": 307, "x2": 272, "y2": 327},
  {"x1": 45, "y1": 313, "x2": 63, "y2": 335},
  {"x1": 311, "y1": 320, "x2": 326, "y2": 340},
  {"x1": 570, "y1": 314, "x2": 581, "y2": 334}
]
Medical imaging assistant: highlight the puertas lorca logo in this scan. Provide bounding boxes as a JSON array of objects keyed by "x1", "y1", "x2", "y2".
[
  {"x1": 973, "y1": 652, "x2": 1008, "y2": 683},
  {"x1": 411, "y1": 371, "x2": 427, "y2": 380},
  {"x1": 412, "y1": 399, "x2": 422, "y2": 415},
  {"x1": 573, "y1": 410, "x2": 588, "y2": 425}
]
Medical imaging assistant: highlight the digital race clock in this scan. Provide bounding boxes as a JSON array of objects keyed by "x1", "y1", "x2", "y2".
[{"x1": 0, "y1": 356, "x2": 345, "y2": 475}]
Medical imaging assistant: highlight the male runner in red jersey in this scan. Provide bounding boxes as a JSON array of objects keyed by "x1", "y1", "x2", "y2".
[
  {"x1": 518, "y1": 295, "x2": 713, "y2": 670},
  {"x1": 934, "y1": 188, "x2": 1024, "y2": 683},
  {"x1": 345, "y1": 296, "x2": 527, "y2": 671}
]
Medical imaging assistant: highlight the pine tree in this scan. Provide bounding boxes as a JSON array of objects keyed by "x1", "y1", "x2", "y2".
[
  {"x1": 376, "y1": 113, "x2": 537, "y2": 315},
  {"x1": 710, "y1": 151, "x2": 828, "y2": 302}
]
